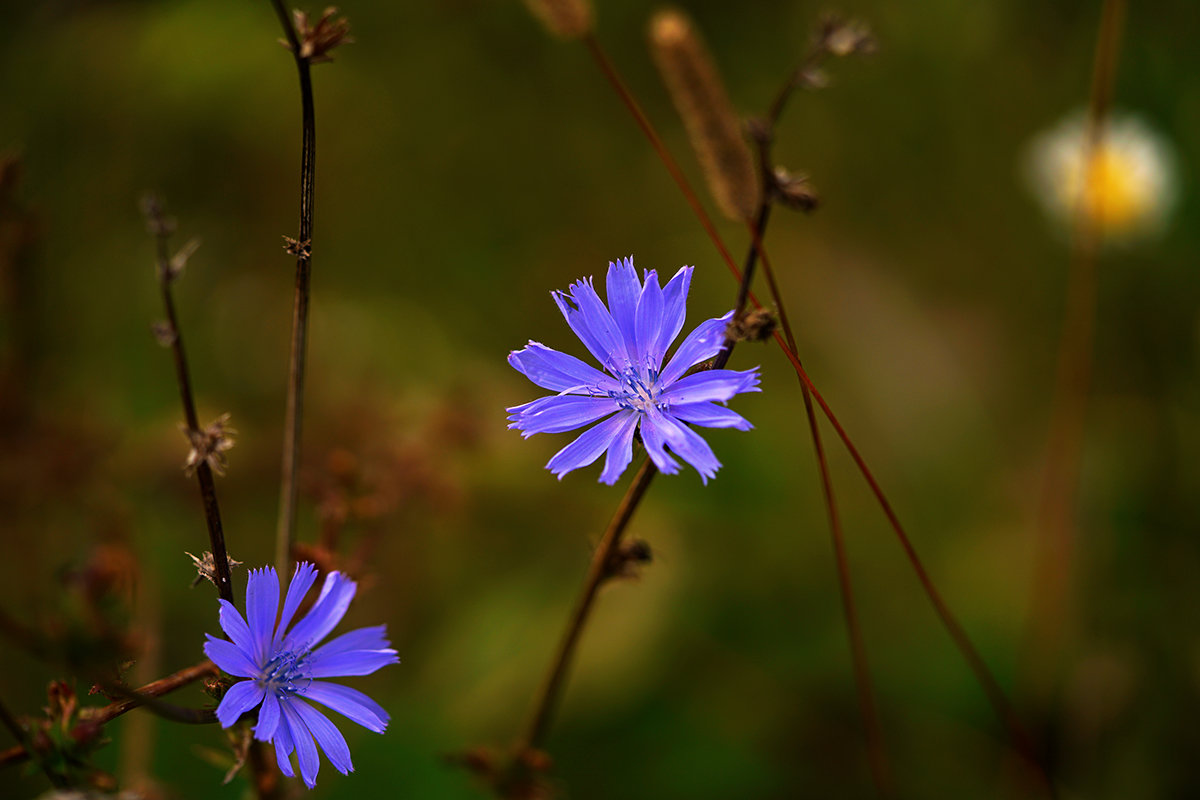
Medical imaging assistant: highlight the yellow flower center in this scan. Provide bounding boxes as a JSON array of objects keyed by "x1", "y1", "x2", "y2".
[{"x1": 1062, "y1": 144, "x2": 1151, "y2": 232}]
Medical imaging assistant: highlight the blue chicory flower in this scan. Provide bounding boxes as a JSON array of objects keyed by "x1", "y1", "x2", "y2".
[
  {"x1": 203, "y1": 563, "x2": 399, "y2": 789},
  {"x1": 507, "y1": 257, "x2": 760, "y2": 484}
]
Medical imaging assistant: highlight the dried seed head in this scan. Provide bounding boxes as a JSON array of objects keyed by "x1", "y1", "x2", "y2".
[
  {"x1": 286, "y1": 7, "x2": 354, "y2": 64},
  {"x1": 187, "y1": 550, "x2": 244, "y2": 589},
  {"x1": 152, "y1": 320, "x2": 177, "y2": 347},
  {"x1": 727, "y1": 308, "x2": 777, "y2": 343},
  {"x1": 283, "y1": 235, "x2": 311, "y2": 258},
  {"x1": 167, "y1": 237, "x2": 201, "y2": 281},
  {"x1": 521, "y1": 0, "x2": 593, "y2": 40},
  {"x1": 771, "y1": 166, "x2": 819, "y2": 213},
  {"x1": 650, "y1": 9, "x2": 758, "y2": 222},
  {"x1": 139, "y1": 193, "x2": 176, "y2": 238},
  {"x1": 818, "y1": 15, "x2": 876, "y2": 58},
  {"x1": 182, "y1": 413, "x2": 237, "y2": 476}
]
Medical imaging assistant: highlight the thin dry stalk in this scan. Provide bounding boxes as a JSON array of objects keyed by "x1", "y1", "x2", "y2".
[
  {"x1": 143, "y1": 196, "x2": 235, "y2": 605},
  {"x1": 580, "y1": 31, "x2": 1051, "y2": 792},
  {"x1": 269, "y1": 0, "x2": 320, "y2": 580},
  {"x1": 1022, "y1": 0, "x2": 1127, "y2": 719},
  {"x1": 650, "y1": 10, "x2": 757, "y2": 222}
]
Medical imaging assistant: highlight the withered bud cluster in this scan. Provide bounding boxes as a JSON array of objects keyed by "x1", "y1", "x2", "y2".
[
  {"x1": 727, "y1": 308, "x2": 777, "y2": 343},
  {"x1": 139, "y1": 193, "x2": 176, "y2": 238},
  {"x1": 521, "y1": 0, "x2": 593, "y2": 40},
  {"x1": 650, "y1": 10, "x2": 758, "y2": 222},
  {"x1": 285, "y1": 7, "x2": 354, "y2": 64},
  {"x1": 607, "y1": 538, "x2": 653, "y2": 580},
  {"x1": 182, "y1": 413, "x2": 236, "y2": 477},
  {"x1": 818, "y1": 15, "x2": 876, "y2": 58},
  {"x1": 771, "y1": 166, "x2": 819, "y2": 213},
  {"x1": 187, "y1": 550, "x2": 244, "y2": 589},
  {"x1": 283, "y1": 235, "x2": 312, "y2": 258}
]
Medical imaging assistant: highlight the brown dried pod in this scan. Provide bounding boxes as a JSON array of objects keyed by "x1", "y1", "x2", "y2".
[
  {"x1": 650, "y1": 9, "x2": 758, "y2": 222},
  {"x1": 521, "y1": 0, "x2": 593, "y2": 40}
]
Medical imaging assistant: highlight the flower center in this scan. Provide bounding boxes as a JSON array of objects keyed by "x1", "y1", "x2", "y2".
[
  {"x1": 612, "y1": 369, "x2": 664, "y2": 413},
  {"x1": 256, "y1": 649, "x2": 312, "y2": 697}
]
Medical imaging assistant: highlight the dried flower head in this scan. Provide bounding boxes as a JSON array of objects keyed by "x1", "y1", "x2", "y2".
[
  {"x1": 508, "y1": 257, "x2": 760, "y2": 484},
  {"x1": 182, "y1": 413, "x2": 236, "y2": 477},
  {"x1": 521, "y1": 0, "x2": 593, "y2": 40},
  {"x1": 771, "y1": 166, "x2": 819, "y2": 213},
  {"x1": 187, "y1": 550, "x2": 245, "y2": 589},
  {"x1": 283, "y1": 235, "x2": 312, "y2": 258},
  {"x1": 650, "y1": 10, "x2": 758, "y2": 222},
  {"x1": 727, "y1": 308, "x2": 778, "y2": 343},
  {"x1": 818, "y1": 15, "x2": 876, "y2": 58},
  {"x1": 1025, "y1": 111, "x2": 1178, "y2": 240},
  {"x1": 285, "y1": 7, "x2": 354, "y2": 65}
]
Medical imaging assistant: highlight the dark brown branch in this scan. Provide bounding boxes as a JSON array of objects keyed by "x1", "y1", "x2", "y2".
[
  {"x1": 144, "y1": 196, "x2": 235, "y2": 605},
  {"x1": 515, "y1": 459, "x2": 658, "y2": 757},
  {"x1": 270, "y1": 0, "x2": 318, "y2": 580},
  {"x1": 0, "y1": 660, "x2": 218, "y2": 768}
]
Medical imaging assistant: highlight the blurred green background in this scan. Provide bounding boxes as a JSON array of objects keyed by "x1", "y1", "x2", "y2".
[{"x1": 1, "y1": 0, "x2": 1197, "y2": 797}]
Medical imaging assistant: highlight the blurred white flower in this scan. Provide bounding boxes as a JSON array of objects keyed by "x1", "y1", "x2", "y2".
[{"x1": 1024, "y1": 111, "x2": 1178, "y2": 240}]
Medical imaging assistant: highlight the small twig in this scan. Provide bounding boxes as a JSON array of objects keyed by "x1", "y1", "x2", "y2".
[
  {"x1": 516, "y1": 459, "x2": 658, "y2": 756},
  {"x1": 143, "y1": 196, "x2": 235, "y2": 605},
  {"x1": 0, "y1": 660, "x2": 218, "y2": 768},
  {"x1": 269, "y1": 0, "x2": 319, "y2": 580},
  {"x1": 0, "y1": 693, "x2": 67, "y2": 787}
]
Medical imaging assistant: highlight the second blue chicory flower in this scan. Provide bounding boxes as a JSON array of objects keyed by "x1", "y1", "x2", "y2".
[{"x1": 508, "y1": 257, "x2": 760, "y2": 484}]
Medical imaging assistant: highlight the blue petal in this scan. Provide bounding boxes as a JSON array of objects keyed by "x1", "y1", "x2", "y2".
[
  {"x1": 307, "y1": 625, "x2": 392, "y2": 658},
  {"x1": 606, "y1": 257, "x2": 642, "y2": 363},
  {"x1": 281, "y1": 699, "x2": 321, "y2": 788},
  {"x1": 276, "y1": 562, "x2": 319, "y2": 643},
  {"x1": 256, "y1": 691, "x2": 281, "y2": 743},
  {"x1": 653, "y1": 266, "x2": 693, "y2": 363},
  {"x1": 300, "y1": 682, "x2": 390, "y2": 733},
  {"x1": 292, "y1": 699, "x2": 354, "y2": 776},
  {"x1": 273, "y1": 709, "x2": 296, "y2": 777},
  {"x1": 660, "y1": 368, "x2": 760, "y2": 405},
  {"x1": 634, "y1": 270, "x2": 664, "y2": 371},
  {"x1": 658, "y1": 312, "x2": 734, "y2": 386},
  {"x1": 650, "y1": 410, "x2": 723, "y2": 484},
  {"x1": 215, "y1": 680, "x2": 265, "y2": 728},
  {"x1": 553, "y1": 277, "x2": 628, "y2": 372},
  {"x1": 598, "y1": 411, "x2": 641, "y2": 485},
  {"x1": 204, "y1": 635, "x2": 258, "y2": 678},
  {"x1": 508, "y1": 395, "x2": 621, "y2": 437},
  {"x1": 638, "y1": 411, "x2": 681, "y2": 475},
  {"x1": 245, "y1": 567, "x2": 280, "y2": 665},
  {"x1": 217, "y1": 600, "x2": 254, "y2": 655},
  {"x1": 545, "y1": 410, "x2": 638, "y2": 480},
  {"x1": 508, "y1": 341, "x2": 619, "y2": 394},
  {"x1": 283, "y1": 572, "x2": 357, "y2": 652},
  {"x1": 307, "y1": 649, "x2": 400, "y2": 678},
  {"x1": 669, "y1": 401, "x2": 754, "y2": 430}
]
